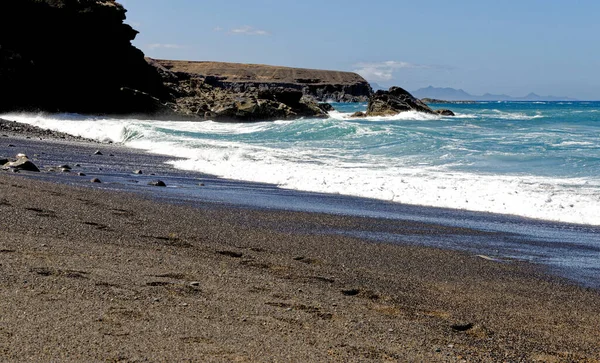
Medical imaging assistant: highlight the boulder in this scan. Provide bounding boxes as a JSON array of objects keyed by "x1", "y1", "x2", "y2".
[
  {"x1": 435, "y1": 109, "x2": 455, "y2": 116},
  {"x1": 351, "y1": 111, "x2": 366, "y2": 118},
  {"x1": 3, "y1": 157, "x2": 40, "y2": 172},
  {"x1": 366, "y1": 87, "x2": 435, "y2": 116}
]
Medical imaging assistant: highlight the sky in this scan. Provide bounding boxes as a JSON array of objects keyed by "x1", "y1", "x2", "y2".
[{"x1": 119, "y1": 0, "x2": 600, "y2": 100}]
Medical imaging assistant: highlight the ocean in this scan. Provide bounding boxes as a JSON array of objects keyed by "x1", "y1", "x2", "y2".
[{"x1": 3, "y1": 101, "x2": 600, "y2": 226}]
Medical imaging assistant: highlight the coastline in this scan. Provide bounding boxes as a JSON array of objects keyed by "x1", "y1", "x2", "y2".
[{"x1": 1, "y1": 121, "x2": 600, "y2": 360}]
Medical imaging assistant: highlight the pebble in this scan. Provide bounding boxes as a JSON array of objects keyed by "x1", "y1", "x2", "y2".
[
  {"x1": 341, "y1": 289, "x2": 360, "y2": 296},
  {"x1": 93, "y1": 150, "x2": 103, "y2": 155},
  {"x1": 78, "y1": 172, "x2": 86, "y2": 176},
  {"x1": 189, "y1": 281, "x2": 201, "y2": 287},
  {"x1": 90, "y1": 178, "x2": 102, "y2": 183},
  {"x1": 148, "y1": 180, "x2": 166, "y2": 187},
  {"x1": 133, "y1": 170, "x2": 143, "y2": 174}
]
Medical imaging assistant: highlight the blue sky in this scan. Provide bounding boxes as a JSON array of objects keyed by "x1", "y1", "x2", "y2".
[{"x1": 119, "y1": 0, "x2": 600, "y2": 99}]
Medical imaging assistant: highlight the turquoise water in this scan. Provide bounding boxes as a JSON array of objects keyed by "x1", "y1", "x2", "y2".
[{"x1": 4, "y1": 101, "x2": 600, "y2": 225}]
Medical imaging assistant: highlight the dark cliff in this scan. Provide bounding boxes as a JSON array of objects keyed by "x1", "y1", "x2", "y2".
[{"x1": 0, "y1": 0, "x2": 167, "y2": 114}]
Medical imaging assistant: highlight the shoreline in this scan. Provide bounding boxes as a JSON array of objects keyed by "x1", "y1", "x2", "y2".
[
  {"x1": 1, "y1": 119, "x2": 600, "y2": 360},
  {"x1": 2, "y1": 120, "x2": 600, "y2": 289}
]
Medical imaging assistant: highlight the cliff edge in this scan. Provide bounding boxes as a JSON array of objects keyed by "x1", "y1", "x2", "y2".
[{"x1": 150, "y1": 59, "x2": 372, "y2": 103}]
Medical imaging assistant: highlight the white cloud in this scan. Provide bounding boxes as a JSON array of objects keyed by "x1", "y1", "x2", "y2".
[
  {"x1": 147, "y1": 43, "x2": 186, "y2": 50},
  {"x1": 353, "y1": 61, "x2": 433, "y2": 82},
  {"x1": 229, "y1": 26, "x2": 270, "y2": 36}
]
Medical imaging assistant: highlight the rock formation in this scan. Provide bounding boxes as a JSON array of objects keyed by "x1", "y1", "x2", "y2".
[
  {"x1": 148, "y1": 59, "x2": 329, "y2": 121},
  {"x1": 0, "y1": 0, "x2": 168, "y2": 115},
  {"x1": 0, "y1": 0, "x2": 369, "y2": 121},
  {"x1": 151, "y1": 59, "x2": 372, "y2": 103},
  {"x1": 366, "y1": 87, "x2": 435, "y2": 116}
]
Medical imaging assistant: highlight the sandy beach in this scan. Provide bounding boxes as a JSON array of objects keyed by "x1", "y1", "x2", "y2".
[{"x1": 1, "y1": 122, "x2": 600, "y2": 362}]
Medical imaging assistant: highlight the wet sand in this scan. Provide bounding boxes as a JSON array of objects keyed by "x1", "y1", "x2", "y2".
[{"x1": 1, "y1": 122, "x2": 600, "y2": 361}]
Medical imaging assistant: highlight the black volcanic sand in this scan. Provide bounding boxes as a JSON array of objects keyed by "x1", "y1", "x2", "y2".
[{"x1": 1, "y1": 120, "x2": 600, "y2": 361}]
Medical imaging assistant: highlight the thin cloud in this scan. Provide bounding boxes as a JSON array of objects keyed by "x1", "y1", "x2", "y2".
[
  {"x1": 147, "y1": 43, "x2": 186, "y2": 50},
  {"x1": 229, "y1": 26, "x2": 270, "y2": 36},
  {"x1": 353, "y1": 61, "x2": 446, "y2": 82}
]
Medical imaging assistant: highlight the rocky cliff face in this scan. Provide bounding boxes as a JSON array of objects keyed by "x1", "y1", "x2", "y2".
[
  {"x1": 0, "y1": 0, "x2": 168, "y2": 114},
  {"x1": 0, "y1": 0, "x2": 365, "y2": 121},
  {"x1": 151, "y1": 60, "x2": 372, "y2": 103}
]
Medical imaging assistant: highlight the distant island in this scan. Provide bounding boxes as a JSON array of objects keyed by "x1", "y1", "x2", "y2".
[{"x1": 411, "y1": 86, "x2": 577, "y2": 102}]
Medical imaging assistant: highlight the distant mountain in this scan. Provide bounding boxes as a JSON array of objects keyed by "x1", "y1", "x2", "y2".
[{"x1": 412, "y1": 86, "x2": 577, "y2": 101}]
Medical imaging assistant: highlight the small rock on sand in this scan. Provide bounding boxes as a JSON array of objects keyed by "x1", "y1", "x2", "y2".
[
  {"x1": 93, "y1": 150, "x2": 103, "y2": 155},
  {"x1": 90, "y1": 178, "x2": 102, "y2": 183},
  {"x1": 341, "y1": 289, "x2": 360, "y2": 296},
  {"x1": 148, "y1": 180, "x2": 166, "y2": 187},
  {"x1": 133, "y1": 170, "x2": 143, "y2": 174},
  {"x1": 4, "y1": 157, "x2": 40, "y2": 172}
]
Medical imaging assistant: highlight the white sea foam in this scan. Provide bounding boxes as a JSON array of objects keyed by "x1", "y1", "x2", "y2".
[
  {"x1": 328, "y1": 110, "x2": 442, "y2": 121},
  {"x1": 552, "y1": 141, "x2": 596, "y2": 147},
  {"x1": 489, "y1": 110, "x2": 544, "y2": 120},
  {"x1": 4, "y1": 112, "x2": 600, "y2": 226}
]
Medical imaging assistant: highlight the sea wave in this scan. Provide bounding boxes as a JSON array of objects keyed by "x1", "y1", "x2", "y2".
[{"x1": 3, "y1": 110, "x2": 600, "y2": 225}]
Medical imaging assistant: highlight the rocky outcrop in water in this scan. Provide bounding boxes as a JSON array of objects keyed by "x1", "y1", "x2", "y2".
[
  {"x1": 434, "y1": 109, "x2": 456, "y2": 116},
  {"x1": 366, "y1": 87, "x2": 435, "y2": 116}
]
